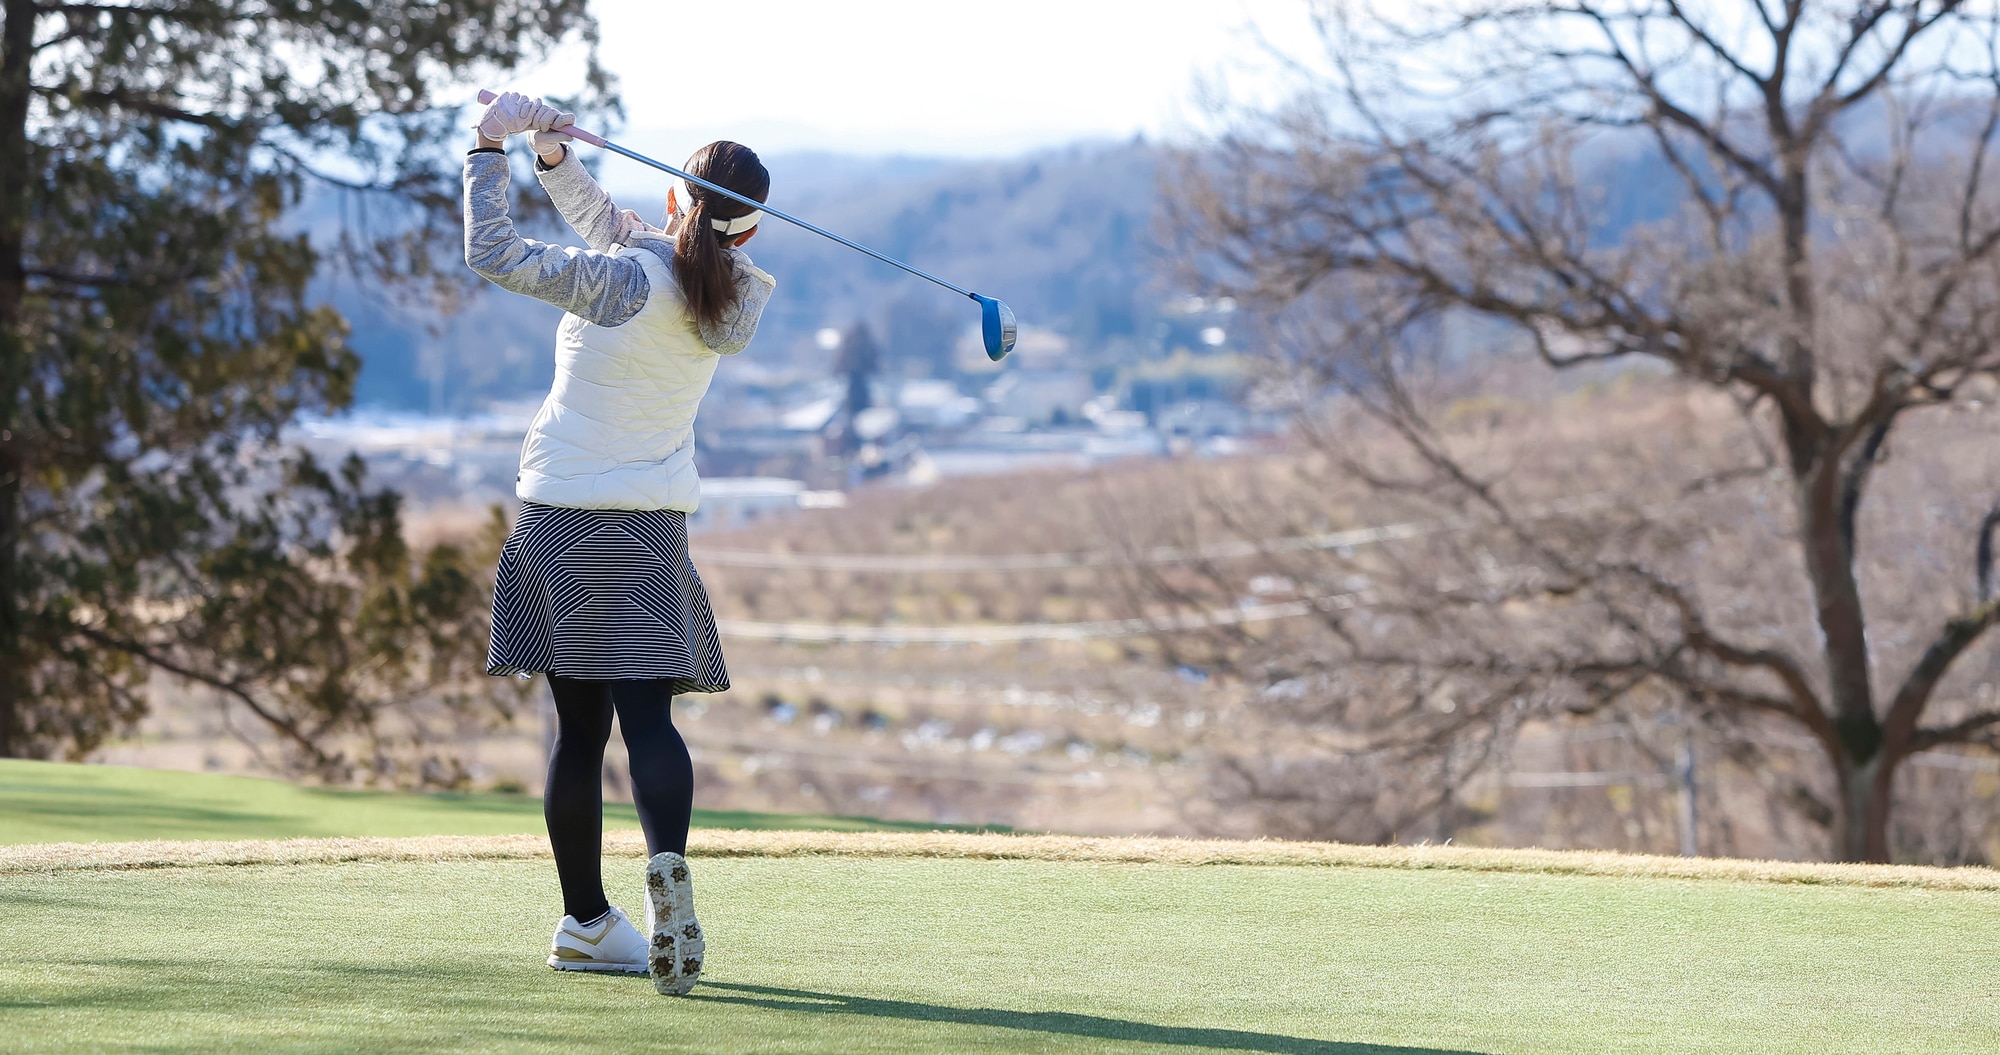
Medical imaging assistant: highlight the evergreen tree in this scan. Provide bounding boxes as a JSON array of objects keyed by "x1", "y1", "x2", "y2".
[
  {"x1": 835, "y1": 322, "x2": 882, "y2": 456},
  {"x1": 0, "y1": 1, "x2": 611, "y2": 773}
]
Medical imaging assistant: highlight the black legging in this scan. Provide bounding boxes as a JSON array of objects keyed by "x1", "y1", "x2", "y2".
[{"x1": 544, "y1": 676, "x2": 694, "y2": 924}]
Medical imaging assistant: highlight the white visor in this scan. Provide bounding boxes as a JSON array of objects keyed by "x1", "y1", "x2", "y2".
[
  {"x1": 712, "y1": 210, "x2": 763, "y2": 235},
  {"x1": 681, "y1": 180, "x2": 762, "y2": 236}
]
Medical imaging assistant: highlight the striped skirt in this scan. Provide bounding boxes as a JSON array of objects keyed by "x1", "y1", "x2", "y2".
[{"x1": 486, "y1": 502, "x2": 730, "y2": 693}]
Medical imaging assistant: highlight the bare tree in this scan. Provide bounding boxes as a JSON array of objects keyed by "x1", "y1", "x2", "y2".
[{"x1": 1161, "y1": 0, "x2": 2000, "y2": 861}]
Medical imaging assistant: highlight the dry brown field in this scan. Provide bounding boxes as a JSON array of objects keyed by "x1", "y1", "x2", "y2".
[{"x1": 94, "y1": 371, "x2": 2000, "y2": 863}]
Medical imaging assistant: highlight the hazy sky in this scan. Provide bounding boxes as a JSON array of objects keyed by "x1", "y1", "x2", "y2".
[{"x1": 544, "y1": 0, "x2": 1319, "y2": 158}]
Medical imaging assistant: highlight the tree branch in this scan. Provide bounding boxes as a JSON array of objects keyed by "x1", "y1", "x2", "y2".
[
  {"x1": 24, "y1": 267, "x2": 124, "y2": 286},
  {"x1": 69, "y1": 624, "x2": 338, "y2": 770},
  {"x1": 1882, "y1": 598, "x2": 2000, "y2": 759},
  {"x1": 1805, "y1": 3, "x2": 1966, "y2": 140},
  {"x1": 1838, "y1": 414, "x2": 1893, "y2": 553},
  {"x1": 1978, "y1": 502, "x2": 2000, "y2": 604},
  {"x1": 1569, "y1": 4, "x2": 1782, "y2": 194},
  {"x1": 1661, "y1": 1, "x2": 1775, "y2": 88},
  {"x1": 1608, "y1": 562, "x2": 1835, "y2": 746},
  {"x1": 32, "y1": 85, "x2": 235, "y2": 128},
  {"x1": 1913, "y1": 710, "x2": 2000, "y2": 752}
]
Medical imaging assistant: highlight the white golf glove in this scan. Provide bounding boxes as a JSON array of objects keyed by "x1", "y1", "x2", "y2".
[
  {"x1": 477, "y1": 92, "x2": 570, "y2": 141},
  {"x1": 476, "y1": 91, "x2": 535, "y2": 139},
  {"x1": 617, "y1": 208, "x2": 661, "y2": 240},
  {"x1": 529, "y1": 112, "x2": 576, "y2": 157}
]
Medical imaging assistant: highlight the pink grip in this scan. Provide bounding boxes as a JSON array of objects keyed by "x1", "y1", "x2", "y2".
[{"x1": 474, "y1": 89, "x2": 606, "y2": 148}]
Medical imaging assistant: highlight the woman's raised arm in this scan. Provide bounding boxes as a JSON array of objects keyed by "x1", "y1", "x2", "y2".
[
  {"x1": 534, "y1": 143, "x2": 655, "y2": 252},
  {"x1": 463, "y1": 150, "x2": 652, "y2": 327}
]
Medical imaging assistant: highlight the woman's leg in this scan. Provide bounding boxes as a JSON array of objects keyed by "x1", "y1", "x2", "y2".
[
  {"x1": 544, "y1": 675, "x2": 615, "y2": 923},
  {"x1": 608, "y1": 679, "x2": 695, "y2": 857}
]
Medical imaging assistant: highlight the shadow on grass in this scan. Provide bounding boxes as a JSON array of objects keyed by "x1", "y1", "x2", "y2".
[
  {"x1": 695, "y1": 982, "x2": 1489, "y2": 1054},
  {"x1": 1, "y1": 956, "x2": 1489, "y2": 1054},
  {"x1": 0, "y1": 788, "x2": 290, "y2": 837}
]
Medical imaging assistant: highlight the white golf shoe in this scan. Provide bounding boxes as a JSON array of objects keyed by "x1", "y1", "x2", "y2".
[
  {"x1": 547, "y1": 905, "x2": 649, "y2": 974},
  {"x1": 644, "y1": 851, "x2": 705, "y2": 995}
]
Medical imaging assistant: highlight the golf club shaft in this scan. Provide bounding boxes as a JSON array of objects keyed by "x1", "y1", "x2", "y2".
[
  {"x1": 598, "y1": 140, "x2": 975, "y2": 301},
  {"x1": 479, "y1": 93, "x2": 978, "y2": 302}
]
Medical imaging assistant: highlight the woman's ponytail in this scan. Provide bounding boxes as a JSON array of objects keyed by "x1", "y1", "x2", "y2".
[{"x1": 672, "y1": 141, "x2": 770, "y2": 332}]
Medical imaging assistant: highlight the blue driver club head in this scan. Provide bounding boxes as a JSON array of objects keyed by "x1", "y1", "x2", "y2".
[{"x1": 977, "y1": 296, "x2": 1017, "y2": 361}]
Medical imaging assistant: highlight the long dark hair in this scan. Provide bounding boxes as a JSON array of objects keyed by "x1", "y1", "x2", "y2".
[{"x1": 673, "y1": 141, "x2": 770, "y2": 331}]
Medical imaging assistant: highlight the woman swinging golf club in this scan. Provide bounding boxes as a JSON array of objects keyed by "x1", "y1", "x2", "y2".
[{"x1": 463, "y1": 91, "x2": 771, "y2": 995}]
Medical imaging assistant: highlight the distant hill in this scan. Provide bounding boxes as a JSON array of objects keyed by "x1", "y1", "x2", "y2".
[{"x1": 324, "y1": 139, "x2": 1163, "y2": 413}]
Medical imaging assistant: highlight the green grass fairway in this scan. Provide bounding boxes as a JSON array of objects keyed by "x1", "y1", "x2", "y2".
[
  {"x1": 4, "y1": 851, "x2": 1996, "y2": 1054},
  {"x1": 0, "y1": 759, "x2": 974, "y2": 845}
]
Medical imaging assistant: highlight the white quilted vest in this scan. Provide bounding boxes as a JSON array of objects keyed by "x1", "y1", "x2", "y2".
[{"x1": 516, "y1": 234, "x2": 750, "y2": 511}]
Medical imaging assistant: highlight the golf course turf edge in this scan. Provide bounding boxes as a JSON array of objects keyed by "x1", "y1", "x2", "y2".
[{"x1": 5, "y1": 828, "x2": 1996, "y2": 890}]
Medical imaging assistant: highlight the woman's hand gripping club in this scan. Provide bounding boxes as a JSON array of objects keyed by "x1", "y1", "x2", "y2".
[{"x1": 473, "y1": 91, "x2": 576, "y2": 148}]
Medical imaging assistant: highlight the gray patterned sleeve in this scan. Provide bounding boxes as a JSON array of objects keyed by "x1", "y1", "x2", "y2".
[
  {"x1": 462, "y1": 151, "x2": 650, "y2": 327},
  {"x1": 535, "y1": 146, "x2": 654, "y2": 252}
]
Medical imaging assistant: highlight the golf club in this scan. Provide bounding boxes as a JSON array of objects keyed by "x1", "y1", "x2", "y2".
[{"x1": 478, "y1": 90, "x2": 1017, "y2": 361}]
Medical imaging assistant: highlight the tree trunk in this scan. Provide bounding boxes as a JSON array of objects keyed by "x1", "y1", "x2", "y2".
[
  {"x1": 1769, "y1": 150, "x2": 1894, "y2": 863},
  {"x1": 1792, "y1": 436, "x2": 1886, "y2": 862},
  {"x1": 0, "y1": 0, "x2": 36, "y2": 756},
  {"x1": 1775, "y1": 169, "x2": 1817, "y2": 396},
  {"x1": 1798, "y1": 467, "x2": 1878, "y2": 724},
  {"x1": 1802, "y1": 480, "x2": 1892, "y2": 862},
  {"x1": 1833, "y1": 748, "x2": 1900, "y2": 863}
]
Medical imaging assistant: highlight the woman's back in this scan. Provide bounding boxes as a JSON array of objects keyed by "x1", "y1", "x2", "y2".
[
  {"x1": 462, "y1": 140, "x2": 774, "y2": 511},
  {"x1": 523, "y1": 231, "x2": 771, "y2": 509}
]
